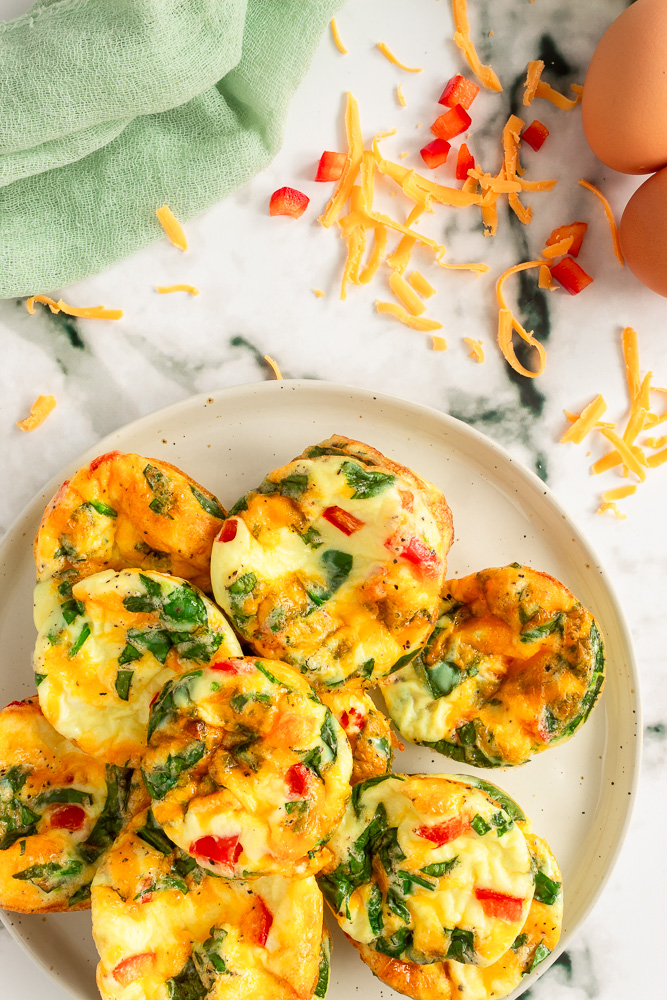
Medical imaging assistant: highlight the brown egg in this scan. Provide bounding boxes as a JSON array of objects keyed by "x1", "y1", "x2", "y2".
[
  {"x1": 620, "y1": 168, "x2": 667, "y2": 297},
  {"x1": 582, "y1": 0, "x2": 667, "y2": 174}
]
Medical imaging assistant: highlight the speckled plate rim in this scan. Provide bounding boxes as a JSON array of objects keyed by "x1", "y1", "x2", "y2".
[{"x1": 0, "y1": 379, "x2": 641, "y2": 1000}]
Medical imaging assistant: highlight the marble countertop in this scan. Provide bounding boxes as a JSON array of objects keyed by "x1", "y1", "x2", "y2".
[{"x1": 1, "y1": 1, "x2": 664, "y2": 998}]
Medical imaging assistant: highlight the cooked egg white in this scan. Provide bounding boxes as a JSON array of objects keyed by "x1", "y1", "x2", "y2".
[{"x1": 34, "y1": 569, "x2": 241, "y2": 767}]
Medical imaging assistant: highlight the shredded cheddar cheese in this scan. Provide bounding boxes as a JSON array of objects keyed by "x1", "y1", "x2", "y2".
[
  {"x1": 17, "y1": 394, "x2": 56, "y2": 432},
  {"x1": 622, "y1": 327, "x2": 641, "y2": 402},
  {"x1": 396, "y1": 84, "x2": 407, "y2": 107},
  {"x1": 538, "y1": 264, "x2": 557, "y2": 290},
  {"x1": 377, "y1": 42, "x2": 422, "y2": 73},
  {"x1": 496, "y1": 261, "x2": 547, "y2": 377},
  {"x1": 432, "y1": 336, "x2": 448, "y2": 351},
  {"x1": 534, "y1": 80, "x2": 581, "y2": 110},
  {"x1": 313, "y1": 288, "x2": 326, "y2": 298},
  {"x1": 464, "y1": 338, "x2": 485, "y2": 362},
  {"x1": 645, "y1": 436, "x2": 667, "y2": 449},
  {"x1": 451, "y1": 0, "x2": 502, "y2": 91},
  {"x1": 408, "y1": 271, "x2": 436, "y2": 298},
  {"x1": 376, "y1": 301, "x2": 443, "y2": 332},
  {"x1": 330, "y1": 18, "x2": 347, "y2": 54},
  {"x1": 156, "y1": 205, "x2": 188, "y2": 251},
  {"x1": 26, "y1": 296, "x2": 123, "y2": 320},
  {"x1": 155, "y1": 284, "x2": 200, "y2": 295},
  {"x1": 560, "y1": 395, "x2": 607, "y2": 445},
  {"x1": 597, "y1": 501, "x2": 626, "y2": 520},
  {"x1": 523, "y1": 61, "x2": 544, "y2": 106},
  {"x1": 389, "y1": 272, "x2": 427, "y2": 316},
  {"x1": 578, "y1": 179, "x2": 624, "y2": 267},
  {"x1": 264, "y1": 355, "x2": 283, "y2": 380},
  {"x1": 647, "y1": 448, "x2": 667, "y2": 469},
  {"x1": 320, "y1": 93, "x2": 363, "y2": 228},
  {"x1": 541, "y1": 237, "x2": 574, "y2": 259}
]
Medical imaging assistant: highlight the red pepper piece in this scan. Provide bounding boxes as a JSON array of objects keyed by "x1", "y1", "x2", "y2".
[
  {"x1": 415, "y1": 817, "x2": 469, "y2": 846},
  {"x1": 286, "y1": 762, "x2": 311, "y2": 798},
  {"x1": 211, "y1": 658, "x2": 252, "y2": 674},
  {"x1": 49, "y1": 804, "x2": 86, "y2": 831},
  {"x1": 431, "y1": 105, "x2": 472, "y2": 141},
  {"x1": 550, "y1": 257, "x2": 594, "y2": 295},
  {"x1": 522, "y1": 120, "x2": 550, "y2": 151},
  {"x1": 438, "y1": 74, "x2": 480, "y2": 111},
  {"x1": 112, "y1": 953, "x2": 156, "y2": 986},
  {"x1": 316, "y1": 151, "x2": 347, "y2": 182},
  {"x1": 420, "y1": 138, "x2": 451, "y2": 170},
  {"x1": 340, "y1": 707, "x2": 365, "y2": 734},
  {"x1": 397, "y1": 536, "x2": 442, "y2": 576},
  {"x1": 5, "y1": 700, "x2": 27, "y2": 709},
  {"x1": 323, "y1": 505, "x2": 364, "y2": 535},
  {"x1": 269, "y1": 187, "x2": 310, "y2": 219},
  {"x1": 474, "y1": 887, "x2": 525, "y2": 922},
  {"x1": 218, "y1": 519, "x2": 238, "y2": 543},
  {"x1": 546, "y1": 222, "x2": 588, "y2": 258},
  {"x1": 89, "y1": 451, "x2": 120, "y2": 473},
  {"x1": 253, "y1": 897, "x2": 274, "y2": 946},
  {"x1": 456, "y1": 143, "x2": 475, "y2": 181},
  {"x1": 190, "y1": 834, "x2": 242, "y2": 870}
]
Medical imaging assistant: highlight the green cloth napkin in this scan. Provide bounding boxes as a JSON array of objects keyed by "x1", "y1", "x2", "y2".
[{"x1": 0, "y1": 0, "x2": 343, "y2": 299}]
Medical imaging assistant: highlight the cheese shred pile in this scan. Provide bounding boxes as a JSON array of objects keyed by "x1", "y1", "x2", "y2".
[
  {"x1": 264, "y1": 355, "x2": 284, "y2": 380},
  {"x1": 377, "y1": 42, "x2": 423, "y2": 73},
  {"x1": 156, "y1": 205, "x2": 188, "y2": 251},
  {"x1": 26, "y1": 295, "x2": 123, "y2": 320},
  {"x1": 561, "y1": 327, "x2": 667, "y2": 517},
  {"x1": 578, "y1": 179, "x2": 624, "y2": 267},
  {"x1": 451, "y1": 0, "x2": 502, "y2": 91},
  {"x1": 17, "y1": 394, "x2": 56, "y2": 432}
]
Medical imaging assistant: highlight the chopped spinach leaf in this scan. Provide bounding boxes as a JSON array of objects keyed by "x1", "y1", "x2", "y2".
[
  {"x1": 320, "y1": 549, "x2": 353, "y2": 592},
  {"x1": 126, "y1": 627, "x2": 173, "y2": 664},
  {"x1": 520, "y1": 613, "x2": 564, "y2": 644},
  {"x1": 230, "y1": 692, "x2": 271, "y2": 714},
  {"x1": 33, "y1": 788, "x2": 92, "y2": 808},
  {"x1": 300, "y1": 747, "x2": 323, "y2": 779},
  {"x1": 387, "y1": 648, "x2": 420, "y2": 674},
  {"x1": 511, "y1": 933, "x2": 528, "y2": 951},
  {"x1": 87, "y1": 500, "x2": 118, "y2": 518},
  {"x1": 459, "y1": 776, "x2": 526, "y2": 822},
  {"x1": 58, "y1": 580, "x2": 74, "y2": 598},
  {"x1": 166, "y1": 957, "x2": 207, "y2": 1000},
  {"x1": 314, "y1": 934, "x2": 331, "y2": 998},
  {"x1": 397, "y1": 869, "x2": 436, "y2": 892},
  {"x1": 228, "y1": 495, "x2": 248, "y2": 515},
  {"x1": 285, "y1": 799, "x2": 308, "y2": 815},
  {"x1": 61, "y1": 599, "x2": 85, "y2": 625},
  {"x1": 115, "y1": 669, "x2": 134, "y2": 701},
  {"x1": 68, "y1": 623, "x2": 91, "y2": 658},
  {"x1": 351, "y1": 774, "x2": 399, "y2": 817},
  {"x1": 144, "y1": 464, "x2": 175, "y2": 519},
  {"x1": 13, "y1": 859, "x2": 83, "y2": 893},
  {"x1": 34, "y1": 673, "x2": 46, "y2": 687},
  {"x1": 189, "y1": 485, "x2": 226, "y2": 520},
  {"x1": 300, "y1": 526, "x2": 323, "y2": 549},
  {"x1": 142, "y1": 742, "x2": 206, "y2": 800},
  {"x1": 368, "y1": 736, "x2": 390, "y2": 760},
  {"x1": 341, "y1": 461, "x2": 395, "y2": 499},
  {"x1": 528, "y1": 941, "x2": 551, "y2": 972},
  {"x1": 375, "y1": 927, "x2": 413, "y2": 959},
  {"x1": 161, "y1": 585, "x2": 208, "y2": 627},
  {"x1": 367, "y1": 882, "x2": 384, "y2": 935},
  {"x1": 534, "y1": 870, "x2": 561, "y2": 906},
  {"x1": 470, "y1": 814, "x2": 491, "y2": 837},
  {"x1": 136, "y1": 810, "x2": 174, "y2": 855},
  {"x1": 254, "y1": 661, "x2": 281, "y2": 685},
  {"x1": 490, "y1": 810, "x2": 513, "y2": 837},
  {"x1": 278, "y1": 473, "x2": 309, "y2": 500},
  {"x1": 421, "y1": 659, "x2": 463, "y2": 699},
  {"x1": 445, "y1": 927, "x2": 475, "y2": 964},
  {"x1": 0, "y1": 769, "x2": 41, "y2": 850},
  {"x1": 192, "y1": 927, "x2": 230, "y2": 988},
  {"x1": 118, "y1": 642, "x2": 143, "y2": 666},
  {"x1": 68, "y1": 882, "x2": 92, "y2": 907},
  {"x1": 228, "y1": 573, "x2": 257, "y2": 596},
  {"x1": 79, "y1": 765, "x2": 132, "y2": 862},
  {"x1": 54, "y1": 538, "x2": 78, "y2": 560},
  {"x1": 421, "y1": 857, "x2": 459, "y2": 878},
  {"x1": 320, "y1": 711, "x2": 338, "y2": 763}
]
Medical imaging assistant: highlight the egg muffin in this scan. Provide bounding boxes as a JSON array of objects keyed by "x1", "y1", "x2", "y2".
[
  {"x1": 210, "y1": 435, "x2": 453, "y2": 689},
  {"x1": 0, "y1": 697, "x2": 145, "y2": 913},
  {"x1": 349, "y1": 828, "x2": 562, "y2": 1000},
  {"x1": 34, "y1": 569, "x2": 242, "y2": 767},
  {"x1": 141, "y1": 659, "x2": 352, "y2": 878},
  {"x1": 92, "y1": 808, "x2": 326, "y2": 1000},
  {"x1": 317, "y1": 774, "x2": 534, "y2": 967},
  {"x1": 318, "y1": 687, "x2": 399, "y2": 785},
  {"x1": 34, "y1": 450, "x2": 226, "y2": 628},
  {"x1": 381, "y1": 564, "x2": 605, "y2": 767}
]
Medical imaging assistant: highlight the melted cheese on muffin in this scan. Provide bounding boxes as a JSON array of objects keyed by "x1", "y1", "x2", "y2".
[{"x1": 211, "y1": 436, "x2": 453, "y2": 688}]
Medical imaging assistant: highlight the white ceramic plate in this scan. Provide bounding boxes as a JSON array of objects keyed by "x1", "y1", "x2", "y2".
[{"x1": 0, "y1": 380, "x2": 640, "y2": 1000}]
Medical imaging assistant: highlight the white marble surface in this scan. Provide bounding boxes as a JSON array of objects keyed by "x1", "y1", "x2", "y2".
[{"x1": 1, "y1": 1, "x2": 665, "y2": 998}]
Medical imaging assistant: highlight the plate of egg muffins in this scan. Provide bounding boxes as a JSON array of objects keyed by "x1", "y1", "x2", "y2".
[{"x1": 0, "y1": 381, "x2": 640, "y2": 1000}]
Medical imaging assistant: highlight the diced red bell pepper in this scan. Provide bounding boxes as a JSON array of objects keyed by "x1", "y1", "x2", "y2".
[
  {"x1": 218, "y1": 519, "x2": 238, "y2": 543},
  {"x1": 431, "y1": 105, "x2": 472, "y2": 142},
  {"x1": 253, "y1": 897, "x2": 274, "y2": 946},
  {"x1": 397, "y1": 536, "x2": 442, "y2": 576},
  {"x1": 456, "y1": 143, "x2": 475, "y2": 181},
  {"x1": 550, "y1": 257, "x2": 594, "y2": 295},
  {"x1": 316, "y1": 151, "x2": 347, "y2": 182},
  {"x1": 211, "y1": 658, "x2": 252, "y2": 674},
  {"x1": 323, "y1": 505, "x2": 364, "y2": 535},
  {"x1": 5, "y1": 700, "x2": 26, "y2": 709},
  {"x1": 415, "y1": 817, "x2": 469, "y2": 846},
  {"x1": 269, "y1": 187, "x2": 310, "y2": 219},
  {"x1": 474, "y1": 887, "x2": 525, "y2": 922},
  {"x1": 340, "y1": 707, "x2": 365, "y2": 734},
  {"x1": 546, "y1": 222, "x2": 588, "y2": 258},
  {"x1": 438, "y1": 74, "x2": 480, "y2": 111},
  {"x1": 286, "y1": 762, "x2": 311, "y2": 798},
  {"x1": 420, "y1": 138, "x2": 451, "y2": 170},
  {"x1": 522, "y1": 120, "x2": 550, "y2": 152},
  {"x1": 49, "y1": 804, "x2": 86, "y2": 831},
  {"x1": 89, "y1": 451, "x2": 120, "y2": 473},
  {"x1": 190, "y1": 834, "x2": 242, "y2": 870},
  {"x1": 112, "y1": 953, "x2": 156, "y2": 986}
]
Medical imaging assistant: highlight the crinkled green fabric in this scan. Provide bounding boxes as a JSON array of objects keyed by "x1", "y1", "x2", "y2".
[{"x1": 0, "y1": 0, "x2": 343, "y2": 298}]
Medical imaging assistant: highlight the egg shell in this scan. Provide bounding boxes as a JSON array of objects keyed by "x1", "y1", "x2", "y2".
[
  {"x1": 620, "y1": 167, "x2": 667, "y2": 297},
  {"x1": 582, "y1": 0, "x2": 667, "y2": 174}
]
